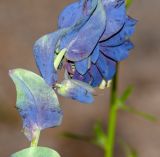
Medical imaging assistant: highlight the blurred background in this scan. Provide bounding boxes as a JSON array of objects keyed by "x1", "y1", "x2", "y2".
[{"x1": 0, "y1": 0, "x2": 160, "y2": 156}]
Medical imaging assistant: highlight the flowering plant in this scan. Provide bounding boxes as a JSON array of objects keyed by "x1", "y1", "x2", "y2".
[{"x1": 8, "y1": 0, "x2": 156, "y2": 157}]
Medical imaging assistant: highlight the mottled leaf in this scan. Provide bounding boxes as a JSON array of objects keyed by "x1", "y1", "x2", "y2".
[
  {"x1": 11, "y1": 147, "x2": 60, "y2": 157},
  {"x1": 9, "y1": 69, "x2": 63, "y2": 141}
]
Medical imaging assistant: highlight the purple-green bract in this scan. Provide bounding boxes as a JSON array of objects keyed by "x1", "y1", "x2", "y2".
[{"x1": 9, "y1": 69, "x2": 63, "y2": 141}]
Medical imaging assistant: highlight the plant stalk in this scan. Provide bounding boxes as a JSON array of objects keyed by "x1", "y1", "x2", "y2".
[
  {"x1": 30, "y1": 129, "x2": 41, "y2": 147},
  {"x1": 105, "y1": 64, "x2": 119, "y2": 157}
]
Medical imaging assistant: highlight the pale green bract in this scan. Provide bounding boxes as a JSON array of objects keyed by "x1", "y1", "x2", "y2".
[
  {"x1": 11, "y1": 147, "x2": 61, "y2": 157},
  {"x1": 9, "y1": 69, "x2": 63, "y2": 141}
]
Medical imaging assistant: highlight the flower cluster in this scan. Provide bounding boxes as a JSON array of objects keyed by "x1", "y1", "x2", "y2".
[{"x1": 33, "y1": 0, "x2": 136, "y2": 103}]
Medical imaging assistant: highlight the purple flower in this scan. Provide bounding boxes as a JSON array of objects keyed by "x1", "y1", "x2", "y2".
[
  {"x1": 58, "y1": 0, "x2": 137, "y2": 87},
  {"x1": 33, "y1": 0, "x2": 137, "y2": 103}
]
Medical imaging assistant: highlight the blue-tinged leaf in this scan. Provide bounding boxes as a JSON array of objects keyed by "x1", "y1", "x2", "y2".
[
  {"x1": 100, "y1": 16, "x2": 137, "y2": 46},
  {"x1": 65, "y1": 0, "x2": 106, "y2": 61},
  {"x1": 75, "y1": 57, "x2": 91, "y2": 75},
  {"x1": 96, "y1": 54, "x2": 116, "y2": 81},
  {"x1": 91, "y1": 45, "x2": 100, "y2": 64},
  {"x1": 57, "y1": 79, "x2": 95, "y2": 104},
  {"x1": 58, "y1": 0, "x2": 98, "y2": 29},
  {"x1": 100, "y1": 0, "x2": 126, "y2": 41},
  {"x1": 9, "y1": 69, "x2": 63, "y2": 141},
  {"x1": 89, "y1": 64, "x2": 102, "y2": 87},
  {"x1": 33, "y1": 29, "x2": 66, "y2": 86},
  {"x1": 100, "y1": 40, "x2": 134, "y2": 61},
  {"x1": 11, "y1": 147, "x2": 60, "y2": 157}
]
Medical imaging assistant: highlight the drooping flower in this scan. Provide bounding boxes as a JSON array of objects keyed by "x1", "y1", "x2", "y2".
[
  {"x1": 58, "y1": 0, "x2": 137, "y2": 87},
  {"x1": 33, "y1": 0, "x2": 137, "y2": 103}
]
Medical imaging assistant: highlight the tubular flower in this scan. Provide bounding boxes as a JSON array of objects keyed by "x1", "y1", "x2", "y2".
[{"x1": 33, "y1": 0, "x2": 137, "y2": 103}]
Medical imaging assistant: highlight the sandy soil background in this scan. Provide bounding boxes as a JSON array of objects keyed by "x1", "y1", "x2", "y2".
[{"x1": 0, "y1": 0, "x2": 160, "y2": 157}]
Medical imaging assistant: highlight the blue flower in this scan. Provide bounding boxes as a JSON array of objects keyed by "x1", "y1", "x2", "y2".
[
  {"x1": 58, "y1": 0, "x2": 137, "y2": 87},
  {"x1": 57, "y1": 79, "x2": 96, "y2": 104},
  {"x1": 33, "y1": 0, "x2": 137, "y2": 103}
]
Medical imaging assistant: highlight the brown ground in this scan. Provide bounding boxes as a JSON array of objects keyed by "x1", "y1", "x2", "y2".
[{"x1": 0, "y1": 0, "x2": 160, "y2": 157}]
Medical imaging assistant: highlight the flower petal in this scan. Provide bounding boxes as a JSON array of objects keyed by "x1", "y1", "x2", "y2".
[
  {"x1": 57, "y1": 79, "x2": 94, "y2": 104},
  {"x1": 91, "y1": 45, "x2": 100, "y2": 64},
  {"x1": 72, "y1": 71, "x2": 84, "y2": 81},
  {"x1": 58, "y1": 0, "x2": 98, "y2": 29},
  {"x1": 33, "y1": 29, "x2": 65, "y2": 86},
  {"x1": 96, "y1": 54, "x2": 116, "y2": 81},
  {"x1": 89, "y1": 64, "x2": 103, "y2": 87},
  {"x1": 71, "y1": 79, "x2": 95, "y2": 94},
  {"x1": 100, "y1": 16, "x2": 137, "y2": 46},
  {"x1": 9, "y1": 69, "x2": 62, "y2": 141},
  {"x1": 82, "y1": 72, "x2": 92, "y2": 84},
  {"x1": 59, "y1": 0, "x2": 98, "y2": 50},
  {"x1": 100, "y1": 0, "x2": 126, "y2": 41},
  {"x1": 100, "y1": 40, "x2": 134, "y2": 61},
  {"x1": 65, "y1": 0, "x2": 106, "y2": 61},
  {"x1": 75, "y1": 57, "x2": 91, "y2": 75}
]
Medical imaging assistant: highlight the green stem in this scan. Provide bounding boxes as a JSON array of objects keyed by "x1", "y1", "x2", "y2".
[
  {"x1": 105, "y1": 64, "x2": 119, "y2": 157},
  {"x1": 30, "y1": 129, "x2": 41, "y2": 147}
]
